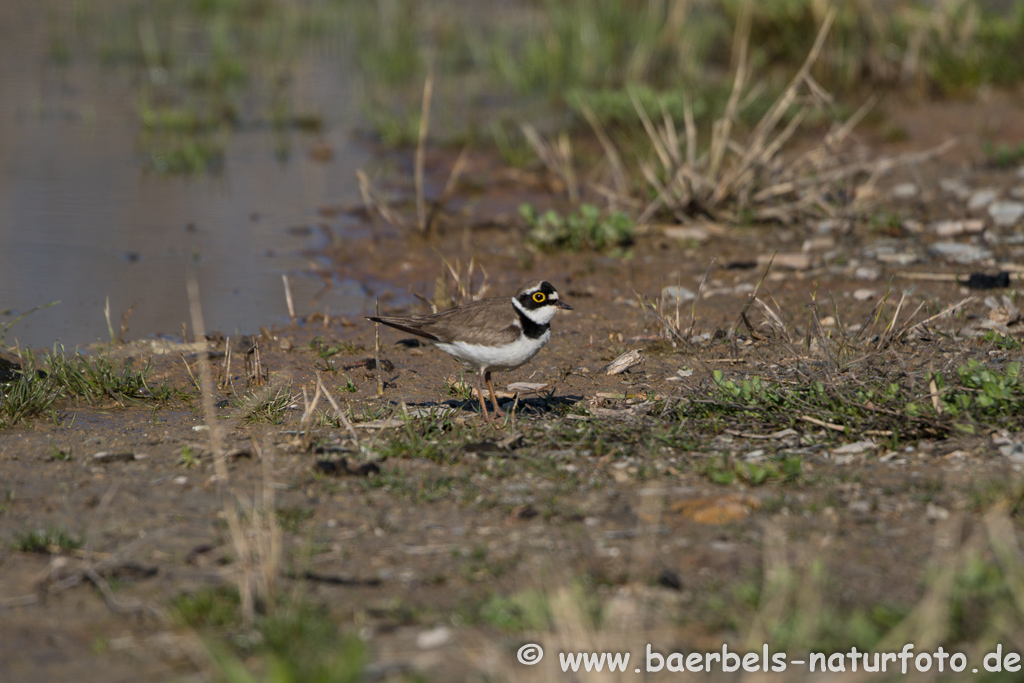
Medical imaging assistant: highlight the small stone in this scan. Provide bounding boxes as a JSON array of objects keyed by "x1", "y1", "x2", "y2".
[
  {"x1": 854, "y1": 267, "x2": 880, "y2": 281},
  {"x1": 416, "y1": 626, "x2": 452, "y2": 650},
  {"x1": 901, "y1": 219, "x2": 925, "y2": 233},
  {"x1": 874, "y1": 251, "x2": 919, "y2": 266},
  {"x1": 999, "y1": 440, "x2": 1024, "y2": 463},
  {"x1": 761, "y1": 253, "x2": 813, "y2": 270},
  {"x1": 848, "y1": 500, "x2": 872, "y2": 514},
  {"x1": 661, "y1": 285, "x2": 696, "y2": 305},
  {"x1": 967, "y1": 188, "x2": 999, "y2": 211},
  {"x1": 662, "y1": 225, "x2": 709, "y2": 243},
  {"x1": 816, "y1": 219, "x2": 841, "y2": 235},
  {"x1": 891, "y1": 182, "x2": 918, "y2": 198},
  {"x1": 802, "y1": 237, "x2": 835, "y2": 252},
  {"x1": 928, "y1": 242, "x2": 993, "y2": 264},
  {"x1": 92, "y1": 451, "x2": 137, "y2": 463},
  {"x1": 832, "y1": 440, "x2": 876, "y2": 456},
  {"x1": 931, "y1": 219, "x2": 985, "y2": 237},
  {"x1": 939, "y1": 178, "x2": 971, "y2": 200},
  {"x1": 988, "y1": 200, "x2": 1024, "y2": 227},
  {"x1": 926, "y1": 503, "x2": 950, "y2": 521},
  {"x1": 853, "y1": 289, "x2": 877, "y2": 302}
]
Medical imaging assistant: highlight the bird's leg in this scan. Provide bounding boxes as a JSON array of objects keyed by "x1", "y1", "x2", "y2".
[
  {"x1": 485, "y1": 371, "x2": 505, "y2": 417},
  {"x1": 475, "y1": 372, "x2": 492, "y2": 423}
]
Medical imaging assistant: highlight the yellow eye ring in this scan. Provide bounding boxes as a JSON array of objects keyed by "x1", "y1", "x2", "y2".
[{"x1": 532, "y1": 292, "x2": 546, "y2": 303}]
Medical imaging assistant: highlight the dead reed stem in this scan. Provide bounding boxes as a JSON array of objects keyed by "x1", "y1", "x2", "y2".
[
  {"x1": 374, "y1": 297, "x2": 384, "y2": 397},
  {"x1": 282, "y1": 274, "x2": 296, "y2": 325},
  {"x1": 424, "y1": 145, "x2": 469, "y2": 234},
  {"x1": 415, "y1": 70, "x2": 434, "y2": 234},
  {"x1": 187, "y1": 275, "x2": 280, "y2": 625}
]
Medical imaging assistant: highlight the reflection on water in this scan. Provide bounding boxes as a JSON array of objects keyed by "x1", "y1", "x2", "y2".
[{"x1": 0, "y1": 1, "x2": 374, "y2": 348}]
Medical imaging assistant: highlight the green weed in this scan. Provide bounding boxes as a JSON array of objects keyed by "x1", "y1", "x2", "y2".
[
  {"x1": 479, "y1": 589, "x2": 550, "y2": 631},
  {"x1": 241, "y1": 601, "x2": 366, "y2": 683},
  {"x1": 237, "y1": 387, "x2": 293, "y2": 425},
  {"x1": 49, "y1": 443, "x2": 72, "y2": 462},
  {"x1": 178, "y1": 445, "x2": 199, "y2": 468},
  {"x1": 3, "y1": 346, "x2": 173, "y2": 427},
  {"x1": 374, "y1": 414, "x2": 460, "y2": 464},
  {"x1": 275, "y1": 506, "x2": 314, "y2": 534},
  {"x1": 984, "y1": 141, "x2": 1024, "y2": 168},
  {"x1": 983, "y1": 330, "x2": 1023, "y2": 350},
  {"x1": 308, "y1": 337, "x2": 364, "y2": 360},
  {"x1": 521, "y1": 202, "x2": 633, "y2": 253},
  {"x1": 45, "y1": 345, "x2": 168, "y2": 405},
  {"x1": 0, "y1": 362, "x2": 60, "y2": 427},
  {"x1": 172, "y1": 586, "x2": 243, "y2": 629},
  {"x1": 14, "y1": 525, "x2": 83, "y2": 553}
]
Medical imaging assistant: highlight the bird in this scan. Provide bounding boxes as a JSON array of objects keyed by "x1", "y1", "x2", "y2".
[{"x1": 368, "y1": 280, "x2": 572, "y2": 422}]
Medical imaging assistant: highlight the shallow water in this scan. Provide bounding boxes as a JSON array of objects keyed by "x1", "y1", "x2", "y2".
[{"x1": 0, "y1": 2, "x2": 375, "y2": 348}]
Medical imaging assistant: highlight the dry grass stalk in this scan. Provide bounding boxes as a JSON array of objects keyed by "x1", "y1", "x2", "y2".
[
  {"x1": 425, "y1": 256, "x2": 489, "y2": 312},
  {"x1": 218, "y1": 336, "x2": 233, "y2": 392},
  {"x1": 374, "y1": 297, "x2": 384, "y2": 397},
  {"x1": 637, "y1": 290, "x2": 687, "y2": 347},
  {"x1": 522, "y1": 123, "x2": 579, "y2": 203},
  {"x1": 415, "y1": 70, "x2": 434, "y2": 233},
  {"x1": 637, "y1": 262, "x2": 712, "y2": 347},
  {"x1": 298, "y1": 382, "x2": 323, "y2": 447},
  {"x1": 282, "y1": 274, "x2": 296, "y2": 325},
  {"x1": 901, "y1": 296, "x2": 974, "y2": 341},
  {"x1": 104, "y1": 296, "x2": 114, "y2": 344},
  {"x1": 357, "y1": 169, "x2": 407, "y2": 229},
  {"x1": 187, "y1": 275, "x2": 281, "y2": 624},
  {"x1": 424, "y1": 145, "x2": 470, "y2": 234},
  {"x1": 984, "y1": 502, "x2": 1024, "y2": 617},
  {"x1": 245, "y1": 340, "x2": 265, "y2": 387},
  {"x1": 578, "y1": 102, "x2": 629, "y2": 200},
  {"x1": 621, "y1": 7, "x2": 952, "y2": 227},
  {"x1": 731, "y1": 252, "x2": 775, "y2": 343},
  {"x1": 316, "y1": 370, "x2": 360, "y2": 448}
]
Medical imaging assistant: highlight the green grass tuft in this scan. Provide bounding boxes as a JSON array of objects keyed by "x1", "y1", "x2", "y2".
[
  {"x1": 13, "y1": 525, "x2": 83, "y2": 553},
  {"x1": 521, "y1": 203, "x2": 633, "y2": 253}
]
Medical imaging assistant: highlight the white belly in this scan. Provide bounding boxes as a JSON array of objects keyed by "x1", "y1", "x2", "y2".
[{"x1": 435, "y1": 330, "x2": 551, "y2": 373}]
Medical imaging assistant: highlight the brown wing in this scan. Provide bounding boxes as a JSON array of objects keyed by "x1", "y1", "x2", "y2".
[
  {"x1": 366, "y1": 316, "x2": 443, "y2": 341},
  {"x1": 369, "y1": 297, "x2": 522, "y2": 346}
]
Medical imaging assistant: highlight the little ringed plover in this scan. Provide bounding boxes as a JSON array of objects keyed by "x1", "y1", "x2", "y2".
[{"x1": 368, "y1": 280, "x2": 572, "y2": 422}]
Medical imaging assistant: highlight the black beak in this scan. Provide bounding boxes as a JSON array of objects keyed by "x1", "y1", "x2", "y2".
[{"x1": 556, "y1": 300, "x2": 573, "y2": 310}]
